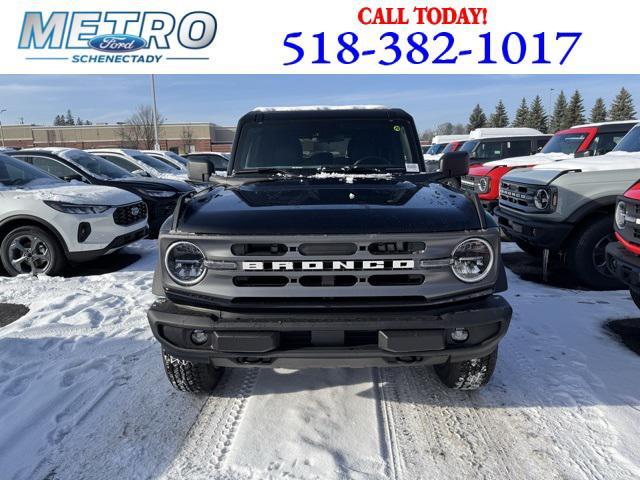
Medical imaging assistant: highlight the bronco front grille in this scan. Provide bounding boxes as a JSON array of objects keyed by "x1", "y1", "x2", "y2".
[
  {"x1": 499, "y1": 181, "x2": 537, "y2": 210},
  {"x1": 113, "y1": 202, "x2": 147, "y2": 226}
]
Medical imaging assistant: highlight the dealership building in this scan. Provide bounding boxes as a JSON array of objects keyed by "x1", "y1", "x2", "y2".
[{"x1": 0, "y1": 123, "x2": 236, "y2": 153}]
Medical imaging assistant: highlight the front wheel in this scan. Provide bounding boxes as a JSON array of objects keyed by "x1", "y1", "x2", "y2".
[
  {"x1": 434, "y1": 349, "x2": 498, "y2": 390},
  {"x1": 0, "y1": 226, "x2": 64, "y2": 276},
  {"x1": 162, "y1": 350, "x2": 225, "y2": 394}
]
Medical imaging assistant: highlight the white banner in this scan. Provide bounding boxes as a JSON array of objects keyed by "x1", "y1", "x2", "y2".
[{"x1": 1, "y1": 0, "x2": 637, "y2": 74}]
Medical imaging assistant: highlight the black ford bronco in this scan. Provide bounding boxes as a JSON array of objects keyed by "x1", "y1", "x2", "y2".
[{"x1": 147, "y1": 106, "x2": 512, "y2": 392}]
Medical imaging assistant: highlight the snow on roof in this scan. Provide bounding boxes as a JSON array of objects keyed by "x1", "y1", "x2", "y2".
[
  {"x1": 571, "y1": 120, "x2": 639, "y2": 129},
  {"x1": 469, "y1": 127, "x2": 543, "y2": 139},
  {"x1": 18, "y1": 147, "x2": 73, "y2": 154},
  {"x1": 533, "y1": 151, "x2": 640, "y2": 172},
  {"x1": 252, "y1": 105, "x2": 389, "y2": 112},
  {"x1": 432, "y1": 135, "x2": 469, "y2": 144}
]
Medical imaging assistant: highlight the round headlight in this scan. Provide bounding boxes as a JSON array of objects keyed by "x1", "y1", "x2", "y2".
[
  {"x1": 478, "y1": 176, "x2": 490, "y2": 194},
  {"x1": 534, "y1": 189, "x2": 550, "y2": 210},
  {"x1": 615, "y1": 201, "x2": 627, "y2": 230},
  {"x1": 165, "y1": 242, "x2": 207, "y2": 285},
  {"x1": 451, "y1": 238, "x2": 494, "y2": 283}
]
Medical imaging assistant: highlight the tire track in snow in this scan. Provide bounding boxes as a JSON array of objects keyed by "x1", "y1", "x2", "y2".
[{"x1": 372, "y1": 367, "x2": 399, "y2": 480}]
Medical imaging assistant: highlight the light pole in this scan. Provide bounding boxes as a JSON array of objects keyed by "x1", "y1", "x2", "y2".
[
  {"x1": 548, "y1": 88, "x2": 556, "y2": 117},
  {"x1": 0, "y1": 109, "x2": 6, "y2": 148},
  {"x1": 150, "y1": 75, "x2": 161, "y2": 150}
]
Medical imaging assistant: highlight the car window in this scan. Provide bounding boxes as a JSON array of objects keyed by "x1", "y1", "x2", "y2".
[
  {"x1": 30, "y1": 156, "x2": 79, "y2": 178},
  {"x1": 164, "y1": 151, "x2": 188, "y2": 165},
  {"x1": 97, "y1": 154, "x2": 138, "y2": 172},
  {"x1": 613, "y1": 127, "x2": 640, "y2": 153},
  {"x1": 589, "y1": 132, "x2": 626, "y2": 155},
  {"x1": 426, "y1": 143, "x2": 446, "y2": 155},
  {"x1": 474, "y1": 141, "x2": 504, "y2": 161},
  {"x1": 60, "y1": 150, "x2": 132, "y2": 179},
  {"x1": 148, "y1": 154, "x2": 179, "y2": 168},
  {"x1": 542, "y1": 133, "x2": 588, "y2": 154},
  {"x1": 506, "y1": 140, "x2": 532, "y2": 157},
  {"x1": 130, "y1": 153, "x2": 179, "y2": 173},
  {"x1": 0, "y1": 155, "x2": 64, "y2": 189},
  {"x1": 536, "y1": 138, "x2": 550, "y2": 151},
  {"x1": 460, "y1": 140, "x2": 479, "y2": 154},
  {"x1": 188, "y1": 154, "x2": 229, "y2": 170}
]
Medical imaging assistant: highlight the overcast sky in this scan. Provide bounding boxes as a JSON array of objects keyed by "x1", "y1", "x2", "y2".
[{"x1": 0, "y1": 75, "x2": 638, "y2": 132}]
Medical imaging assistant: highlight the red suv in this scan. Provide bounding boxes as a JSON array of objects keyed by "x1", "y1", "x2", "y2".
[
  {"x1": 462, "y1": 121, "x2": 637, "y2": 213},
  {"x1": 606, "y1": 181, "x2": 640, "y2": 308}
]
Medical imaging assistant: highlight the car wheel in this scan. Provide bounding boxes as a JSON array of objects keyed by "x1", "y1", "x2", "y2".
[
  {"x1": 514, "y1": 239, "x2": 544, "y2": 257},
  {"x1": 162, "y1": 350, "x2": 225, "y2": 394},
  {"x1": 630, "y1": 289, "x2": 640, "y2": 310},
  {"x1": 566, "y1": 215, "x2": 625, "y2": 290},
  {"x1": 0, "y1": 226, "x2": 64, "y2": 277},
  {"x1": 434, "y1": 348, "x2": 498, "y2": 390}
]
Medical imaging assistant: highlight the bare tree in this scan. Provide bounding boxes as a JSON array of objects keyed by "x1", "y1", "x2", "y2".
[
  {"x1": 117, "y1": 105, "x2": 165, "y2": 149},
  {"x1": 181, "y1": 125, "x2": 195, "y2": 153}
]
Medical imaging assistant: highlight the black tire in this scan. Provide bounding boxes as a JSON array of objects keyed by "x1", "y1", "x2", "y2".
[
  {"x1": 631, "y1": 289, "x2": 640, "y2": 310},
  {"x1": 514, "y1": 239, "x2": 544, "y2": 257},
  {"x1": 566, "y1": 215, "x2": 624, "y2": 290},
  {"x1": 434, "y1": 348, "x2": 498, "y2": 390},
  {"x1": 0, "y1": 226, "x2": 64, "y2": 277},
  {"x1": 162, "y1": 350, "x2": 225, "y2": 394}
]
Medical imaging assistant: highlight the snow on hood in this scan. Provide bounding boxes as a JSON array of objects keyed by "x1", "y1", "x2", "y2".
[
  {"x1": 158, "y1": 172, "x2": 188, "y2": 182},
  {"x1": 423, "y1": 154, "x2": 442, "y2": 161},
  {"x1": 533, "y1": 151, "x2": 640, "y2": 172},
  {"x1": 9, "y1": 182, "x2": 141, "y2": 205},
  {"x1": 484, "y1": 152, "x2": 571, "y2": 168},
  {"x1": 309, "y1": 172, "x2": 394, "y2": 184}
]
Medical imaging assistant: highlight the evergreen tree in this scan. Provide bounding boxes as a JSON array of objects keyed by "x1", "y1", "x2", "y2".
[
  {"x1": 467, "y1": 104, "x2": 487, "y2": 132},
  {"x1": 53, "y1": 115, "x2": 63, "y2": 126},
  {"x1": 549, "y1": 90, "x2": 568, "y2": 132},
  {"x1": 565, "y1": 90, "x2": 586, "y2": 127},
  {"x1": 488, "y1": 100, "x2": 509, "y2": 128},
  {"x1": 76, "y1": 117, "x2": 83, "y2": 126},
  {"x1": 609, "y1": 87, "x2": 636, "y2": 120},
  {"x1": 526, "y1": 96, "x2": 548, "y2": 133},
  {"x1": 65, "y1": 109, "x2": 75, "y2": 126},
  {"x1": 590, "y1": 98, "x2": 607, "y2": 123},
  {"x1": 512, "y1": 98, "x2": 529, "y2": 127}
]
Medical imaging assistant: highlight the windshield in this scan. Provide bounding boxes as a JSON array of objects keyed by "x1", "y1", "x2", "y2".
[
  {"x1": 129, "y1": 153, "x2": 180, "y2": 173},
  {"x1": 442, "y1": 141, "x2": 462, "y2": 154},
  {"x1": 234, "y1": 119, "x2": 418, "y2": 173},
  {"x1": 613, "y1": 126, "x2": 640, "y2": 152},
  {"x1": 60, "y1": 150, "x2": 132, "y2": 179},
  {"x1": 460, "y1": 140, "x2": 479, "y2": 153},
  {"x1": 542, "y1": 132, "x2": 588, "y2": 154},
  {"x1": 426, "y1": 143, "x2": 446, "y2": 155},
  {"x1": 164, "y1": 151, "x2": 188, "y2": 166},
  {"x1": 0, "y1": 155, "x2": 64, "y2": 189}
]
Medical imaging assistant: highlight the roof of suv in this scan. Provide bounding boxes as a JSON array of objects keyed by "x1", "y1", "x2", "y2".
[
  {"x1": 241, "y1": 106, "x2": 413, "y2": 122},
  {"x1": 569, "y1": 120, "x2": 638, "y2": 133}
]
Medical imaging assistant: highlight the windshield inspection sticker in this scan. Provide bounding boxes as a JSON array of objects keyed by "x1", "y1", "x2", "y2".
[{"x1": 405, "y1": 163, "x2": 420, "y2": 172}]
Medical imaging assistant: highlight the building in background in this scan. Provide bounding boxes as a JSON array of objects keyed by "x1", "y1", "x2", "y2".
[{"x1": 0, "y1": 123, "x2": 236, "y2": 153}]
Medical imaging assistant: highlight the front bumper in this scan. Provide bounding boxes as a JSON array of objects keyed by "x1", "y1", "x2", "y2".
[
  {"x1": 147, "y1": 295, "x2": 512, "y2": 368},
  {"x1": 606, "y1": 242, "x2": 640, "y2": 290},
  {"x1": 494, "y1": 207, "x2": 573, "y2": 250},
  {"x1": 67, "y1": 226, "x2": 148, "y2": 262}
]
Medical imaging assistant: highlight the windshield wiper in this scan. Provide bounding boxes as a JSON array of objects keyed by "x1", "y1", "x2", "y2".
[{"x1": 234, "y1": 167, "x2": 294, "y2": 176}]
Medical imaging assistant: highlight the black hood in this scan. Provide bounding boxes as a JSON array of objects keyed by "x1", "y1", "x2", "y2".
[
  {"x1": 111, "y1": 176, "x2": 193, "y2": 192},
  {"x1": 177, "y1": 177, "x2": 482, "y2": 235}
]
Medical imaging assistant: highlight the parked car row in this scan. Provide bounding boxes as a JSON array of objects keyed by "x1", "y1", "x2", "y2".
[{"x1": 0, "y1": 147, "x2": 212, "y2": 276}]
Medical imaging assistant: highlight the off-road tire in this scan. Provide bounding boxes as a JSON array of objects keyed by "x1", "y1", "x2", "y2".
[
  {"x1": 631, "y1": 289, "x2": 640, "y2": 310},
  {"x1": 514, "y1": 239, "x2": 544, "y2": 257},
  {"x1": 162, "y1": 350, "x2": 225, "y2": 394},
  {"x1": 566, "y1": 215, "x2": 624, "y2": 290},
  {"x1": 434, "y1": 348, "x2": 498, "y2": 390},
  {"x1": 0, "y1": 226, "x2": 64, "y2": 277}
]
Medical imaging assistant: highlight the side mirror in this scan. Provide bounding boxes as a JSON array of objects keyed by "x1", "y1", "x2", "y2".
[
  {"x1": 62, "y1": 174, "x2": 85, "y2": 183},
  {"x1": 438, "y1": 151, "x2": 469, "y2": 180},
  {"x1": 188, "y1": 159, "x2": 213, "y2": 182}
]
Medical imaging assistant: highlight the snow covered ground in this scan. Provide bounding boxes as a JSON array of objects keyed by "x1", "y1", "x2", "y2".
[{"x1": 1, "y1": 241, "x2": 639, "y2": 480}]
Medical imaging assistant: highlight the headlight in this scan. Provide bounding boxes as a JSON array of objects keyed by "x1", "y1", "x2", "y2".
[
  {"x1": 615, "y1": 201, "x2": 627, "y2": 230},
  {"x1": 534, "y1": 188, "x2": 555, "y2": 211},
  {"x1": 451, "y1": 238, "x2": 494, "y2": 283},
  {"x1": 478, "y1": 176, "x2": 490, "y2": 194},
  {"x1": 138, "y1": 189, "x2": 176, "y2": 198},
  {"x1": 165, "y1": 241, "x2": 207, "y2": 285},
  {"x1": 44, "y1": 201, "x2": 109, "y2": 214}
]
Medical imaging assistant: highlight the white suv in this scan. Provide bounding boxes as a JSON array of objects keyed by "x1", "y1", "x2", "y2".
[
  {"x1": 0, "y1": 154, "x2": 148, "y2": 276},
  {"x1": 88, "y1": 148, "x2": 188, "y2": 181}
]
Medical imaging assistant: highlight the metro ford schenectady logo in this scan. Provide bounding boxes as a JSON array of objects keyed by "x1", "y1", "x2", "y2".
[
  {"x1": 88, "y1": 34, "x2": 146, "y2": 53},
  {"x1": 18, "y1": 11, "x2": 216, "y2": 64}
]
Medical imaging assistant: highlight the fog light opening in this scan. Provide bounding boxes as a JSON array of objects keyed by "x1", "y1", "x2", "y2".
[
  {"x1": 451, "y1": 328, "x2": 469, "y2": 343},
  {"x1": 190, "y1": 329, "x2": 209, "y2": 345}
]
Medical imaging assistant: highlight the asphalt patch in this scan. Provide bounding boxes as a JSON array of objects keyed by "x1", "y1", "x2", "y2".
[
  {"x1": 0, "y1": 303, "x2": 30, "y2": 327},
  {"x1": 605, "y1": 319, "x2": 640, "y2": 356}
]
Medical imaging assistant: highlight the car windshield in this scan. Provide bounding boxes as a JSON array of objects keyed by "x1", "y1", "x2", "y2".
[
  {"x1": 426, "y1": 143, "x2": 446, "y2": 155},
  {"x1": 541, "y1": 132, "x2": 588, "y2": 154},
  {"x1": 234, "y1": 118, "x2": 418, "y2": 173},
  {"x1": 613, "y1": 126, "x2": 640, "y2": 152},
  {"x1": 164, "y1": 151, "x2": 188, "y2": 166},
  {"x1": 442, "y1": 142, "x2": 461, "y2": 154},
  {"x1": 129, "y1": 152, "x2": 180, "y2": 173},
  {"x1": 60, "y1": 150, "x2": 132, "y2": 179},
  {"x1": 460, "y1": 140, "x2": 479, "y2": 153},
  {"x1": 0, "y1": 154, "x2": 64, "y2": 189}
]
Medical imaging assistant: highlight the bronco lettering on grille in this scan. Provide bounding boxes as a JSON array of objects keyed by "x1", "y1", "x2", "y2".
[{"x1": 242, "y1": 260, "x2": 415, "y2": 271}]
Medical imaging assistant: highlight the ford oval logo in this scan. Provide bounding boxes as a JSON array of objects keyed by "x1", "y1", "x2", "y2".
[{"x1": 88, "y1": 34, "x2": 146, "y2": 53}]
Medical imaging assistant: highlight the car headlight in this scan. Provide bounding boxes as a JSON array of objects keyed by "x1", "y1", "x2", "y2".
[
  {"x1": 478, "y1": 176, "x2": 490, "y2": 194},
  {"x1": 534, "y1": 189, "x2": 550, "y2": 210},
  {"x1": 615, "y1": 201, "x2": 627, "y2": 230},
  {"x1": 138, "y1": 189, "x2": 176, "y2": 198},
  {"x1": 44, "y1": 201, "x2": 110, "y2": 214},
  {"x1": 451, "y1": 238, "x2": 494, "y2": 283},
  {"x1": 165, "y1": 241, "x2": 207, "y2": 285}
]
